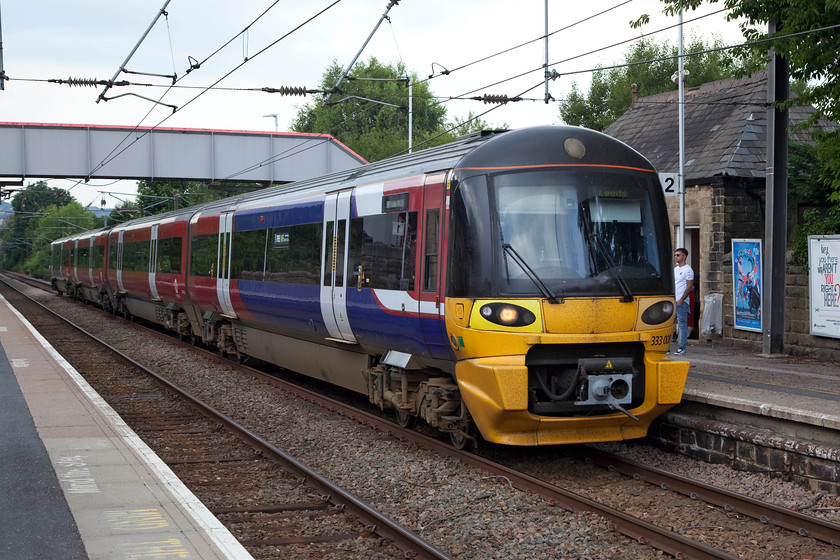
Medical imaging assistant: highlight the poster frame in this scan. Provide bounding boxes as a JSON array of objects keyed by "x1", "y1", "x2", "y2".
[
  {"x1": 808, "y1": 235, "x2": 840, "y2": 339},
  {"x1": 732, "y1": 238, "x2": 763, "y2": 332}
]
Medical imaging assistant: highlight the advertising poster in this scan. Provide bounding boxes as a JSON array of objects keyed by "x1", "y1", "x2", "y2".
[
  {"x1": 809, "y1": 235, "x2": 840, "y2": 339},
  {"x1": 733, "y1": 239, "x2": 762, "y2": 332}
]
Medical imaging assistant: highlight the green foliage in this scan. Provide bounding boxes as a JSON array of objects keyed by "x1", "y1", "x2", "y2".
[
  {"x1": 1, "y1": 196, "x2": 97, "y2": 276},
  {"x1": 10, "y1": 181, "x2": 74, "y2": 214},
  {"x1": 792, "y1": 207, "x2": 840, "y2": 266},
  {"x1": 788, "y1": 139, "x2": 838, "y2": 264},
  {"x1": 558, "y1": 35, "x2": 761, "y2": 131},
  {"x1": 291, "y1": 57, "x2": 448, "y2": 162},
  {"x1": 788, "y1": 140, "x2": 830, "y2": 203},
  {"x1": 136, "y1": 180, "x2": 221, "y2": 215}
]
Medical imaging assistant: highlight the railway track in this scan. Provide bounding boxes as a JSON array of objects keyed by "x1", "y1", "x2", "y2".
[
  {"x1": 4, "y1": 272, "x2": 840, "y2": 559},
  {"x1": 0, "y1": 274, "x2": 449, "y2": 560}
]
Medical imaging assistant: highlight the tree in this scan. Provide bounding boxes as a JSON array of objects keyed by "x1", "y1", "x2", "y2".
[
  {"x1": 23, "y1": 202, "x2": 99, "y2": 279},
  {"x1": 558, "y1": 35, "x2": 761, "y2": 131},
  {"x1": 1, "y1": 182, "x2": 76, "y2": 269},
  {"x1": 291, "y1": 57, "x2": 448, "y2": 162},
  {"x1": 652, "y1": 1, "x2": 840, "y2": 241},
  {"x1": 135, "y1": 180, "x2": 220, "y2": 215}
]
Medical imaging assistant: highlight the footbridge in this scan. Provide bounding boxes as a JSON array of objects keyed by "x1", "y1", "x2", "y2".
[{"x1": 0, "y1": 122, "x2": 366, "y2": 191}]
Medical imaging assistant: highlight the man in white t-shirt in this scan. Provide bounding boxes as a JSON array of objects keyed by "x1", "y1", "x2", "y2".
[{"x1": 673, "y1": 248, "x2": 694, "y2": 355}]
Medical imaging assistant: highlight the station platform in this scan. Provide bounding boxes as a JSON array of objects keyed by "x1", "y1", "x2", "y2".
[
  {"x1": 677, "y1": 338, "x2": 840, "y2": 433},
  {"x1": 655, "y1": 338, "x2": 840, "y2": 490},
  {"x1": 0, "y1": 294, "x2": 253, "y2": 560}
]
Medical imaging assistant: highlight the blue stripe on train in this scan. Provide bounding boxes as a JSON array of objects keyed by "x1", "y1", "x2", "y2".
[
  {"x1": 234, "y1": 280, "x2": 450, "y2": 360},
  {"x1": 234, "y1": 198, "x2": 323, "y2": 231}
]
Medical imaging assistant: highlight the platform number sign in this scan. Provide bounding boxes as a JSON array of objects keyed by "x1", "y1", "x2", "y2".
[{"x1": 658, "y1": 173, "x2": 678, "y2": 197}]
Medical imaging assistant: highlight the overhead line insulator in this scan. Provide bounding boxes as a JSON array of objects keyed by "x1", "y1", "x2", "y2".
[
  {"x1": 476, "y1": 94, "x2": 523, "y2": 105},
  {"x1": 261, "y1": 85, "x2": 311, "y2": 96},
  {"x1": 49, "y1": 77, "x2": 130, "y2": 88}
]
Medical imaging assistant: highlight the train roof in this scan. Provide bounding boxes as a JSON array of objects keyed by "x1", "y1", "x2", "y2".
[
  {"x1": 54, "y1": 125, "x2": 656, "y2": 241},
  {"x1": 197, "y1": 128, "x2": 509, "y2": 213}
]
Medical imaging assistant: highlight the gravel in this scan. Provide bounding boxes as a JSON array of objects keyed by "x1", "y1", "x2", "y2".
[{"x1": 19, "y1": 284, "x2": 840, "y2": 560}]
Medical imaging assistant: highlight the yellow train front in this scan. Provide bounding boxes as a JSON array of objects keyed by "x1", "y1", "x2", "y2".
[{"x1": 442, "y1": 127, "x2": 688, "y2": 445}]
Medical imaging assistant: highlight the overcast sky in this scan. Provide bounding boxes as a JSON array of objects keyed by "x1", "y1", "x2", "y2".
[{"x1": 0, "y1": 0, "x2": 745, "y2": 208}]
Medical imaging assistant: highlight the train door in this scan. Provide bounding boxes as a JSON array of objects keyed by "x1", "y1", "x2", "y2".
[
  {"x1": 320, "y1": 191, "x2": 357, "y2": 343},
  {"x1": 71, "y1": 239, "x2": 79, "y2": 284},
  {"x1": 216, "y1": 212, "x2": 236, "y2": 317},
  {"x1": 114, "y1": 231, "x2": 125, "y2": 292},
  {"x1": 149, "y1": 225, "x2": 161, "y2": 301},
  {"x1": 420, "y1": 172, "x2": 450, "y2": 358},
  {"x1": 87, "y1": 237, "x2": 95, "y2": 287}
]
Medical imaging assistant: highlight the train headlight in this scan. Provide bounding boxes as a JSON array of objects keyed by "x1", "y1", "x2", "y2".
[
  {"x1": 641, "y1": 300, "x2": 674, "y2": 325},
  {"x1": 479, "y1": 303, "x2": 536, "y2": 327}
]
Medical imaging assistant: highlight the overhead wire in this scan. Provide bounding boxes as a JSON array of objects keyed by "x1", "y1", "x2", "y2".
[
  {"x1": 214, "y1": 5, "x2": 736, "y2": 174},
  {"x1": 13, "y1": 3, "x2": 836, "y2": 201},
  {"x1": 83, "y1": 0, "x2": 344, "y2": 184},
  {"x1": 207, "y1": 2, "x2": 643, "y2": 182}
]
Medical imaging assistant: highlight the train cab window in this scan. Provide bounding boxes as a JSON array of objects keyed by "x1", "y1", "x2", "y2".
[
  {"x1": 349, "y1": 212, "x2": 417, "y2": 291},
  {"x1": 424, "y1": 209, "x2": 440, "y2": 291},
  {"x1": 50, "y1": 245, "x2": 60, "y2": 270},
  {"x1": 492, "y1": 169, "x2": 665, "y2": 297}
]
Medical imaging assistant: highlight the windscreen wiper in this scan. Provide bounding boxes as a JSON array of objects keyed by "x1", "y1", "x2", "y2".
[
  {"x1": 580, "y1": 207, "x2": 634, "y2": 303},
  {"x1": 502, "y1": 243, "x2": 561, "y2": 304}
]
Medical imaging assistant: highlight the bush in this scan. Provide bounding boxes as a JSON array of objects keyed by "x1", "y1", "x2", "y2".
[{"x1": 791, "y1": 206, "x2": 840, "y2": 265}]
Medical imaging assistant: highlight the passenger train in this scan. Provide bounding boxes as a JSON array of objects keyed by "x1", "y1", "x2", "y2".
[{"x1": 50, "y1": 125, "x2": 689, "y2": 448}]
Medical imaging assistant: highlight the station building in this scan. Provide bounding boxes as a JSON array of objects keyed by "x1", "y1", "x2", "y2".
[{"x1": 605, "y1": 71, "x2": 840, "y2": 360}]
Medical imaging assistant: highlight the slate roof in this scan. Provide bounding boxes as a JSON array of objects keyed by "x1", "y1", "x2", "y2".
[{"x1": 604, "y1": 70, "x2": 834, "y2": 184}]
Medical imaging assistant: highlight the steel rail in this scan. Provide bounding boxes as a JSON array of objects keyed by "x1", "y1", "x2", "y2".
[
  {"x1": 0, "y1": 275, "x2": 452, "y2": 560},
  {"x1": 584, "y1": 448, "x2": 840, "y2": 547}
]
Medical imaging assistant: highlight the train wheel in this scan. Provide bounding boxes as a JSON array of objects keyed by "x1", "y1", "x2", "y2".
[{"x1": 394, "y1": 407, "x2": 417, "y2": 429}]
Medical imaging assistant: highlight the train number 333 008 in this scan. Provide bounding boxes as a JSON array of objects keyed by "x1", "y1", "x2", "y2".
[{"x1": 650, "y1": 335, "x2": 672, "y2": 347}]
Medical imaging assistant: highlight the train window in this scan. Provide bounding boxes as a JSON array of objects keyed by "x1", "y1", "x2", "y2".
[
  {"x1": 50, "y1": 245, "x2": 60, "y2": 270},
  {"x1": 335, "y1": 221, "x2": 346, "y2": 287},
  {"x1": 156, "y1": 237, "x2": 183, "y2": 274},
  {"x1": 108, "y1": 238, "x2": 118, "y2": 270},
  {"x1": 265, "y1": 223, "x2": 322, "y2": 285},
  {"x1": 78, "y1": 245, "x2": 90, "y2": 269},
  {"x1": 323, "y1": 222, "x2": 334, "y2": 287},
  {"x1": 424, "y1": 210, "x2": 439, "y2": 291},
  {"x1": 497, "y1": 183, "x2": 588, "y2": 282},
  {"x1": 92, "y1": 244, "x2": 105, "y2": 269},
  {"x1": 122, "y1": 240, "x2": 151, "y2": 272},
  {"x1": 349, "y1": 212, "x2": 417, "y2": 291},
  {"x1": 230, "y1": 229, "x2": 267, "y2": 281},
  {"x1": 190, "y1": 233, "x2": 218, "y2": 277},
  {"x1": 488, "y1": 169, "x2": 665, "y2": 297}
]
